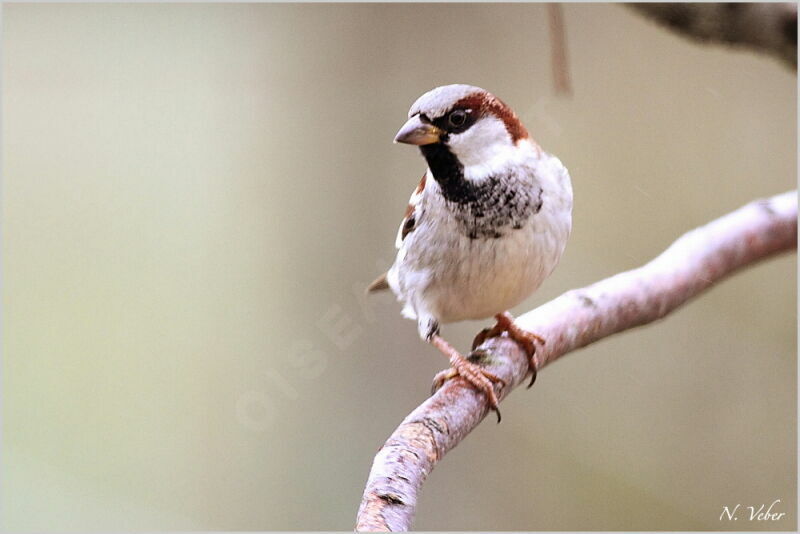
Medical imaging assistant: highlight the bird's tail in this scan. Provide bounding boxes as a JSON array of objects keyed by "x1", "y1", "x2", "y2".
[{"x1": 366, "y1": 272, "x2": 390, "y2": 293}]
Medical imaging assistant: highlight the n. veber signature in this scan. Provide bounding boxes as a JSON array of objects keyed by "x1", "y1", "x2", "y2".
[{"x1": 720, "y1": 499, "x2": 786, "y2": 522}]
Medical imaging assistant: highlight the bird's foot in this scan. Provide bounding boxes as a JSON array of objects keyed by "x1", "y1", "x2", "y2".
[
  {"x1": 430, "y1": 337, "x2": 505, "y2": 423},
  {"x1": 472, "y1": 311, "x2": 544, "y2": 388}
]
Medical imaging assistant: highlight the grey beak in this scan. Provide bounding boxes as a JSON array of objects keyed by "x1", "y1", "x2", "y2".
[{"x1": 393, "y1": 115, "x2": 443, "y2": 145}]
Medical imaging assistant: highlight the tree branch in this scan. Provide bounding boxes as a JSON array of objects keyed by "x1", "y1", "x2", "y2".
[
  {"x1": 628, "y1": 3, "x2": 797, "y2": 69},
  {"x1": 356, "y1": 191, "x2": 797, "y2": 532},
  {"x1": 547, "y1": 4, "x2": 572, "y2": 96}
]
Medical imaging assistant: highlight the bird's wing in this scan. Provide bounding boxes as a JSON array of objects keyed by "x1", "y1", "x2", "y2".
[
  {"x1": 394, "y1": 173, "x2": 427, "y2": 248},
  {"x1": 366, "y1": 173, "x2": 428, "y2": 294}
]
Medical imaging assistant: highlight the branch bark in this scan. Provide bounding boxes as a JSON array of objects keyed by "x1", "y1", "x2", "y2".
[
  {"x1": 356, "y1": 191, "x2": 797, "y2": 532},
  {"x1": 628, "y1": 3, "x2": 798, "y2": 69}
]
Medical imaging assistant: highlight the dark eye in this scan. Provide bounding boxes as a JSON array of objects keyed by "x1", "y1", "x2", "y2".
[{"x1": 448, "y1": 109, "x2": 467, "y2": 127}]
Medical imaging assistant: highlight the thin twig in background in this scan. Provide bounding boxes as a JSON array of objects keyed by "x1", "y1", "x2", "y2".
[
  {"x1": 356, "y1": 191, "x2": 797, "y2": 531},
  {"x1": 548, "y1": 4, "x2": 572, "y2": 95}
]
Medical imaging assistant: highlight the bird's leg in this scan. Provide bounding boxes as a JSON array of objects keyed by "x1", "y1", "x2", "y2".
[
  {"x1": 472, "y1": 311, "x2": 544, "y2": 388},
  {"x1": 429, "y1": 335, "x2": 505, "y2": 422}
]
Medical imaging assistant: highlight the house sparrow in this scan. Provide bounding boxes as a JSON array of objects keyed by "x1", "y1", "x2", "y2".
[{"x1": 368, "y1": 84, "x2": 573, "y2": 420}]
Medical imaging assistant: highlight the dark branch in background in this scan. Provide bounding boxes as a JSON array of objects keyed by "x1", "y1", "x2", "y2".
[
  {"x1": 629, "y1": 3, "x2": 798, "y2": 69},
  {"x1": 356, "y1": 192, "x2": 797, "y2": 531}
]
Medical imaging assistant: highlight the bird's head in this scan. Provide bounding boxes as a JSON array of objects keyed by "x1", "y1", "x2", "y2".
[{"x1": 394, "y1": 84, "x2": 531, "y2": 176}]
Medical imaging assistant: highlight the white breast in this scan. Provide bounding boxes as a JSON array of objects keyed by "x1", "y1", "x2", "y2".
[{"x1": 388, "y1": 146, "x2": 573, "y2": 326}]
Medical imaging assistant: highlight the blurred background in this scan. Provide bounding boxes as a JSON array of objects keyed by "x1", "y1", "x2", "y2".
[{"x1": 2, "y1": 3, "x2": 796, "y2": 531}]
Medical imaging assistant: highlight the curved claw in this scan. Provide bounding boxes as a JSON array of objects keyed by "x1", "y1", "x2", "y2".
[
  {"x1": 527, "y1": 367, "x2": 537, "y2": 389},
  {"x1": 471, "y1": 324, "x2": 506, "y2": 350},
  {"x1": 471, "y1": 327, "x2": 491, "y2": 350}
]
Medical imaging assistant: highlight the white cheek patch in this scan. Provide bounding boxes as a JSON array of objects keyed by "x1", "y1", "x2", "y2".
[{"x1": 448, "y1": 116, "x2": 517, "y2": 180}]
